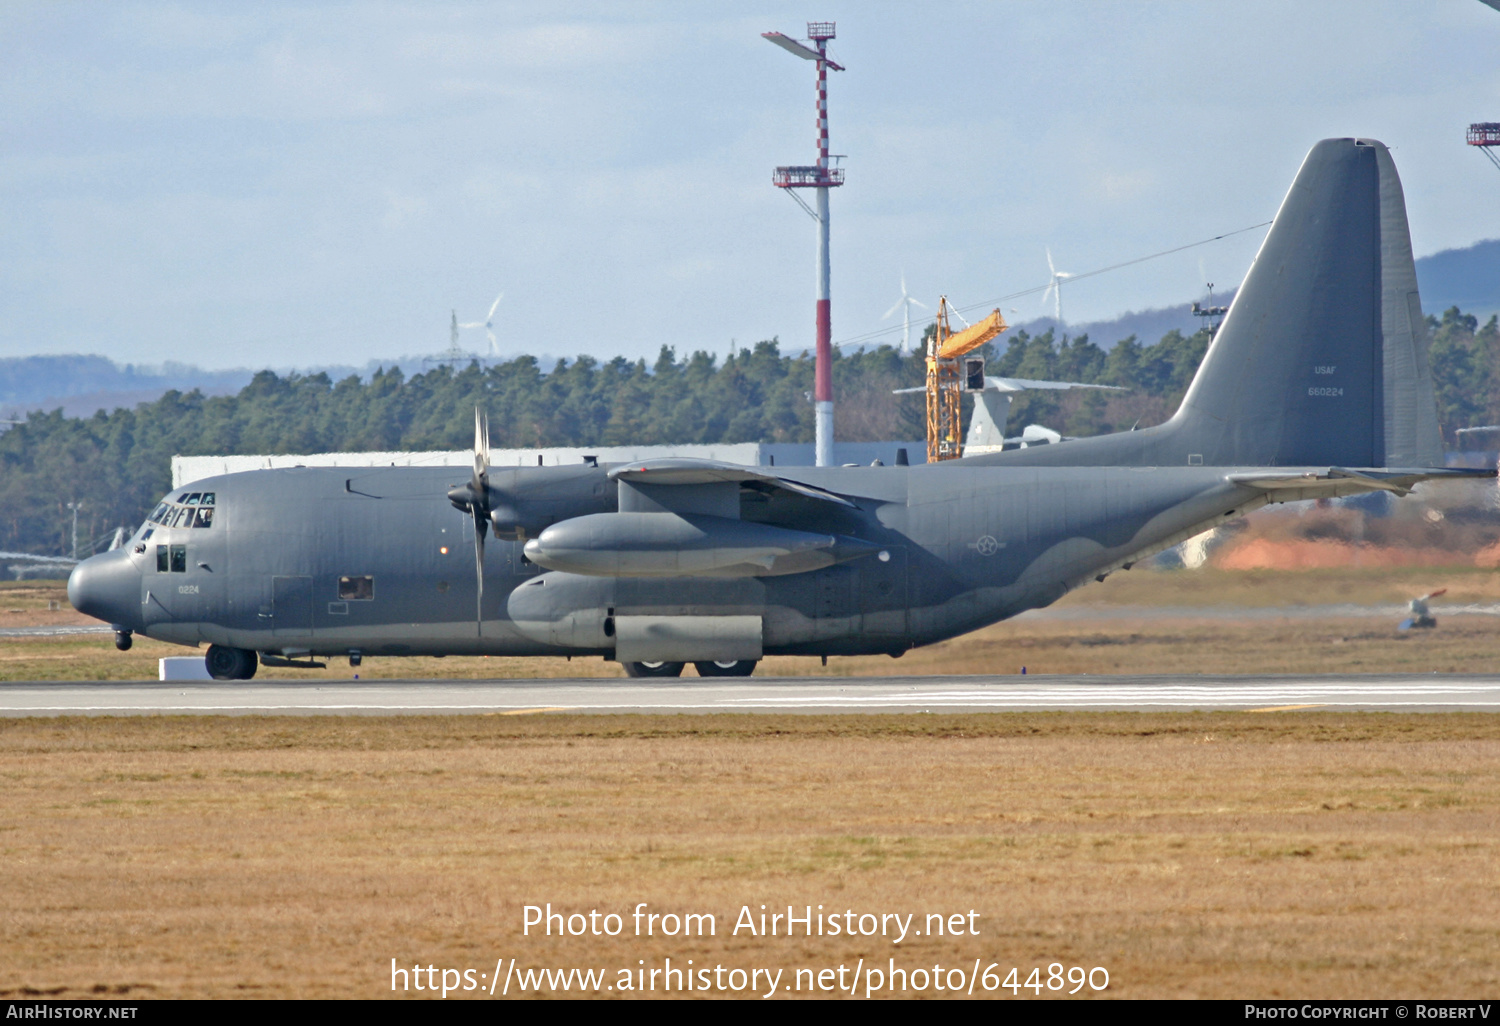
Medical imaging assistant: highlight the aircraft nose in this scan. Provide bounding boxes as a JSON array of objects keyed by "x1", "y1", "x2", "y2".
[{"x1": 67, "y1": 549, "x2": 140, "y2": 629}]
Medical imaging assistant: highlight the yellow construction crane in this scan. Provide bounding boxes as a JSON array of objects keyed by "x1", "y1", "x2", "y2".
[{"x1": 926, "y1": 297, "x2": 1008, "y2": 461}]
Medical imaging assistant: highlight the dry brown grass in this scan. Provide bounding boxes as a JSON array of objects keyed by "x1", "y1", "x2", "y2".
[
  {"x1": 1, "y1": 713, "x2": 1499, "y2": 999},
  {"x1": 1062, "y1": 564, "x2": 1500, "y2": 607}
]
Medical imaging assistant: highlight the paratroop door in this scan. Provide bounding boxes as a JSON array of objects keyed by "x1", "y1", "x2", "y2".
[{"x1": 272, "y1": 575, "x2": 314, "y2": 636}]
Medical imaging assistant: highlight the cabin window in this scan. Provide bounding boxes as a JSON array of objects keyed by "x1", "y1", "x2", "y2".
[
  {"x1": 149, "y1": 502, "x2": 170, "y2": 524},
  {"x1": 200, "y1": 493, "x2": 215, "y2": 506},
  {"x1": 156, "y1": 545, "x2": 169, "y2": 572},
  {"x1": 193, "y1": 507, "x2": 214, "y2": 528},
  {"x1": 169, "y1": 545, "x2": 187, "y2": 573},
  {"x1": 338, "y1": 576, "x2": 374, "y2": 601},
  {"x1": 185, "y1": 493, "x2": 201, "y2": 505},
  {"x1": 176, "y1": 493, "x2": 189, "y2": 503}
]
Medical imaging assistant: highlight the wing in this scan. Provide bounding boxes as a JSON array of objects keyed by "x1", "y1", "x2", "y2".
[
  {"x1": 894, "y1": 376, "x2": 1127, "y2": 396},
  {"x1": 985, "y1": 376, "x2": 1126, "y2": 393},
  {"x1": 606, "y1": 458, "x2": 858, "y2": 507}
]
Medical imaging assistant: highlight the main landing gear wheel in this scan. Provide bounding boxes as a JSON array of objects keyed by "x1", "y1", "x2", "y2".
[
  {"x1": 205, "y1": 645, "x2": 258, "y2": 681},
  {"x1": 621, "y1": 661, "x2": 685, "y2": 678},
  {"x1": 693, "y1": 660, "x2": 758, "y2": 677}
]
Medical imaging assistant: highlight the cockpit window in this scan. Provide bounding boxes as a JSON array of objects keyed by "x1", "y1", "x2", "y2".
[
  {"x1": 156, "y1": 544, "x2": 188, "y2": 572},
  {"x1": 149, "y1": 493, "x2": 217, "y2": 528}
]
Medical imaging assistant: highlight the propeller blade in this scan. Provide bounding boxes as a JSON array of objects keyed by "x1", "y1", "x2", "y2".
[
  {"x1": 473, "y1": 407, "x2": 490, "y2": 492},
  {"x1": 470, "y1": 406, "x2": 492, "y2": 635},
  {"x1": 882, "y1": 297, "x2": 906, "y2": 320},
  {"x1": 908, "y1": 296, "x2": 928, "y2": 309},
  {"x1": 473, "y1": 510, "x2": 487, "y2": 636},
  {"x1": 486, "y1": 291, "x2": 504, "y2": 322}
]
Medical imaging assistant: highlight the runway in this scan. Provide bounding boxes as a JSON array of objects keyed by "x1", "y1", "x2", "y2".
[{"x1": 3, "y1": 674, "x2": 1500, "y2": 715}]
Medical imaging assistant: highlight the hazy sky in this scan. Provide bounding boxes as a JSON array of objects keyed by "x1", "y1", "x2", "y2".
[{"x1": 4, "y1": 1, "x2": 1498, "y2": 371}]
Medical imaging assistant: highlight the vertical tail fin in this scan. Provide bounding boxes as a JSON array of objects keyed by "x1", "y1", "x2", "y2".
[{"x1": 1171, "y1": 137, "x2": 1443, "y2": 468}]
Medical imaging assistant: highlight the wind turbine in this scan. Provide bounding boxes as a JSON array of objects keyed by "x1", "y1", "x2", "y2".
[
  {"x1": 458, "y1": 290, "x2": 504, "y2": 355},
  {"x1": 1041, "y1": 249, "x2": 1074, "y2": 323},
  {"x1": 881, "y1": 272, "x2": 928, "y2": 354}
]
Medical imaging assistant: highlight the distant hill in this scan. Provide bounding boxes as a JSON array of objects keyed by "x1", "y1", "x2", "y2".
[
  {"x1": 1008, "y1": 238, "x2": 1500, "y2": 348},
  {"x1": 1415, "y1": 239, "x2": 1500, "y2": 320},
  {"x1": 1011, "y1": 299, "x2": 1229, "y2": 349},
  {"x1": 0, "y1": 355, "x2": 253, "y2": 419},
  {"x1": 0, "y1": 354, "x2": 391, "y2": 422}
]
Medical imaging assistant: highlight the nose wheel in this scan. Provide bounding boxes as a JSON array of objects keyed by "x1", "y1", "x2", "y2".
[{"x1": 205, "y1": 645, "x2": 258, "y2": 681}]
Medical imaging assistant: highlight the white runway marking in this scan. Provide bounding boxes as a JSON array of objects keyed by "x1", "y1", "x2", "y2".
[
  {"x1": 0, "y1": 625, "x2": 113, "y2": 637},
  {"x1": 2, "y1": 675, "x2": 1500, "y2": 715}
]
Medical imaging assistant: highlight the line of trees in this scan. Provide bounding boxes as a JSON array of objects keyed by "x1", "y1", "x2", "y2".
[{"x1": 2, "y1": 308, "x2": 1492, "y2": 558}]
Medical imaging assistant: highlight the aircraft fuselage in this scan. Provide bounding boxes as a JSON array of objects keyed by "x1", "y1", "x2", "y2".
[{"x1": 71, "y1": 461, "x2": 1264, "y2": 663}]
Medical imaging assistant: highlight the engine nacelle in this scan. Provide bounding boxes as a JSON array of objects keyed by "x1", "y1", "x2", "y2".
[
  {"x1": 521, "y1": 512, "x2": 878, "y2": 578},
  {"x1": 506, "y1": 573, "x2": 617, "y2": 649}
]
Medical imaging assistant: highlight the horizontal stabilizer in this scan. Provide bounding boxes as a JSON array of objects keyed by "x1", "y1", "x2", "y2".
[{"x1": 1228, "y1": 466, "x2": 1494, "y2": 500}]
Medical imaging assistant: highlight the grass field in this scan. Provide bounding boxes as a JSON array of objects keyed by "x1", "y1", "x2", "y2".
[
  {"x1": 2, "y1": 713, "x2": 1499, "y2": 999},
  {"x1": 3, "y1": 569, "x2": 1498, "y2": 999}
]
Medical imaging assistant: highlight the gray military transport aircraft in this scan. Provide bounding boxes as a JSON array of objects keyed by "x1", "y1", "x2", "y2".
[{"x1": 68, "y1": 138, "x2": 1492, "y2": 680}]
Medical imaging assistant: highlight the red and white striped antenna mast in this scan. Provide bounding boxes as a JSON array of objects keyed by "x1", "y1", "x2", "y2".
[{"x1": 764, "y1": 21, "x2": 845, "y2": 467}]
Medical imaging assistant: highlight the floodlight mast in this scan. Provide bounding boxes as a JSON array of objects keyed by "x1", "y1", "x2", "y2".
[
  {"x1": 765, "y1": 22, "x2": 844, "y2": 467},
  {"x1": 1469, "y1": 123, "x2": 1500, "y2": 174}
]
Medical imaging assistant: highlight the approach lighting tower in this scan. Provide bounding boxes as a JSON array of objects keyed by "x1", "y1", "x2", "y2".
[
  {"x1": 1469, "y1": 124, "x2": 1500, "y2": 174},
  {"x1": 1191, "y1": 283, "x2": 1229, "y2": 338},
  {"x1": 765, "y1": 21, "x2": 845, "y2": 467}
]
